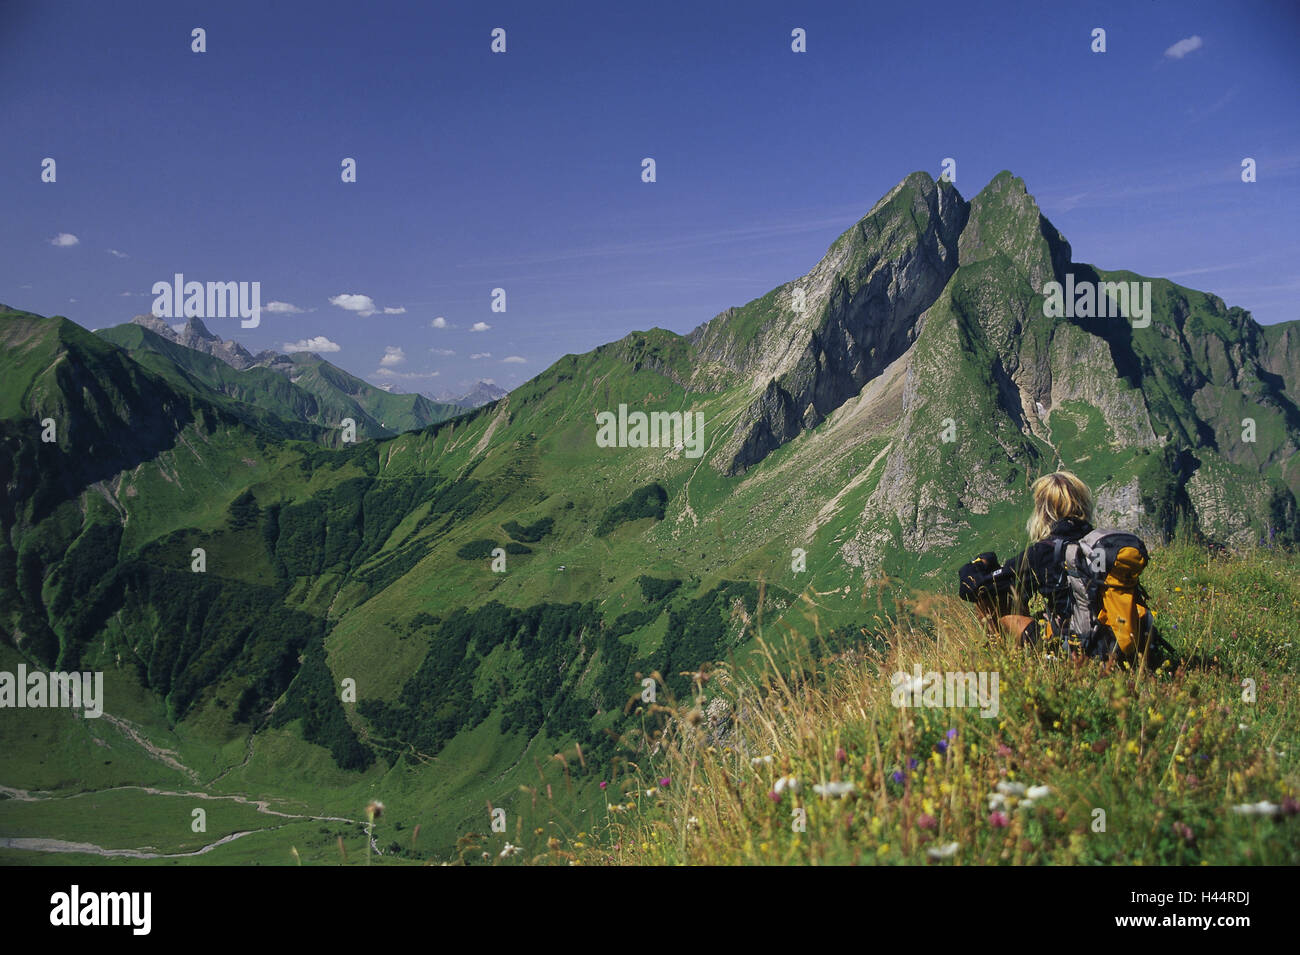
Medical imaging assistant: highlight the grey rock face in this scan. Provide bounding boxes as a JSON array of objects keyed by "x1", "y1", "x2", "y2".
[{"x1": 705, "y1": 175, "x2": 969, "y2": 475}]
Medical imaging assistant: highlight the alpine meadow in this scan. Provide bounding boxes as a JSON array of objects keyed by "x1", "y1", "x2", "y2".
[
  {"x1": 2, "y1": 3, "x2": 1298, "y2": 887},
  {"x1": 3, "y1": 169, "x2": 1298, "y2": 867}
]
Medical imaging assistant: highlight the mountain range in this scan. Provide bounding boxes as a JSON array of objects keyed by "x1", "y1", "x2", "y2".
[{"x1": 1, "y1": 169, "x2": 1297, "y2": 861}]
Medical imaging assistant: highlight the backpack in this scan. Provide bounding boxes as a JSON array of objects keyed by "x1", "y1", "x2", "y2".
[{"x1": 1046, "y1": 529, "x2": 1168, "y2": 669}]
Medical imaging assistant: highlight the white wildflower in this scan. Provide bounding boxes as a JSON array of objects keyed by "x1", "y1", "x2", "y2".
[
  {"x1": 812, "y1": 781, "x2": 856, "y2": 798},
  {"x1": 927, "y1": 842, "x2": 960, "y2": 860}
]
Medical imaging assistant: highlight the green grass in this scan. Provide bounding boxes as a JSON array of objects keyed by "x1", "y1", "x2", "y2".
[{"x1": 578, "y1": 543, "x2": 1300, "y2": 865}]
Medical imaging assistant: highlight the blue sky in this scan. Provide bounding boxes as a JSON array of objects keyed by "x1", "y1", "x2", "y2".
[{"x1": 3, "y1": 0, "x2": 1297, "y2": 396}]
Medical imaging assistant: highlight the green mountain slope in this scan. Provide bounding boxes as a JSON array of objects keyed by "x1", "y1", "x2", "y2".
[
  {"x1": 96, "y1": 319, "x2": 463, "y2": 439},
  {"x1": 2, "y1": 169, "x2": 1298, "y2": 863}
]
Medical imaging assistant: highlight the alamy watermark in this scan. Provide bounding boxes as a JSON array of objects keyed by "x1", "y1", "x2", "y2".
[
  {"x1": 151, "y1": 273, "x2": 261, "y2": 328},
  {"x1": 50, "y1": 885, "x2": 150, "y2": 935},
  {"x1": 1042, "y1": 274, "x2": 1151, "y2": 328},
  {"x1": 0, "y1": 666, "x2": 103, "y2": 718},
  {"x1": 595, "y1": 403, "x2": 705, "y2": 458},
  {"x1": 891, "y1": 664, "x2": 999, "y2": 718}
]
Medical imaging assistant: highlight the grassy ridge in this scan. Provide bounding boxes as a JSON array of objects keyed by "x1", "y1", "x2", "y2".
[{"x1": 571, "y1": 542, "x2": 1300, "y2": 865}]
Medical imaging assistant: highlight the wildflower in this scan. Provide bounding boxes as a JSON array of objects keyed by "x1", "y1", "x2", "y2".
[
  {"x1": 891, "y1": 770, "x2": 906, "y2": 784},
  {"x1": 499, "y1": 843, "x2": 522, "y2": 858},
  {"x1": 917, "y1": 813, "x2": 937, "y2": 830},
  {"x1": 997, "y1": 744, "x2": 1013, "y2": 757},
  {"x1": 995, "y1": 781, "x2": 1027, "y2": 797},
  {"x1": 481, "y1": 851, "x2": 490, "y2": 860},
  {"x1": 599, "y1": 781, "x2": 608, "y2": 790},
  {"x1": 935, "y1": 739, "x2": 948, "y2": 754},
  {"x1": 687, "y1": 816, "x2": 700, "y2": 831},
  {"x1": 1026, "y1": 785, "x2": 1051, "y2": 800},
  {"x1": 836, "y1": 746, "x2": 847, "y2": 763},
  {"x1": 365, "y1": 800, "x2": 384, "y2": 822},
  {"x1": 813, "y1": 781, "x2": 856, "y2": 798},
  {"x1": 751, "y1": 755, "x2": 774, "y2": 766},
  {"x1": 946, "y1": 728, "x2": 958, "y2": 739},
  {"x1": 988, "y1": 793, "x2": 1008, "y2": 811},
  {"x1": 1231, "y1": 801, "x2": 1281, "y2": 816},
  {"x1": 1171, "y1": 822, "x2": 1194, "y2": 844},
  {"x1": 659, "y1": 777, "x2": 671, "y2": 788},
  {"x1": 927, "y1": 842, "x2": 960, "y2": 860},
  {"x1": 989, "y1": 811, "x2": 1009, "y2": 828},
  {"x1": 774, "y1": 775, "x2": 801, "y2": 795}
]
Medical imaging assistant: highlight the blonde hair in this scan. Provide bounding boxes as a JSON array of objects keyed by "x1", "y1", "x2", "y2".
[{"x1": 1026, "y1": 471, "x2": 1094, "y2": 542}]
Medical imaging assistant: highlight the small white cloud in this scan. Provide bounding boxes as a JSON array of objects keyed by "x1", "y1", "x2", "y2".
[
  {"x1": 266, "y1": 301, "x2": 305, "y2": 314},
  {"x1": 382, "y1": 306, "x2": 407, "y2": 315},
  {"x1": 373, "y1": 368, "x2": 439, "y2": 380},
  {"x1": 502, "y1": 355, "x2": 526, "y2": 363},
  {"x1": 470, "y1": 321, "x2": 491, "y2": 332},
  {"x1": 430, "y1": 347, "x2": 455, "y2": 356},
  {"x1": 380, "y1": 346, "x2": 406, "y2": 367},
  {"x1": 431, "y1": 316, "x2": 448, "y2": 329},
  {"x1": 470, "y1": 352, "x2": 491, "y2": 360},
  {"x1": 330, "y1": 293, "x2": 378, "y2": 316},
  {"x1": 119, "y1": 291, "x2": 137, "y2": 297},
  {"x1": 50, "y1": 233, "x2": 79, "y2": 247},
  {"x1": 1164, "y1": 35, "x2": 1203, "y2": 59},
  {"x1": 284, "y1": 336, "x2": 341, "y2": 353},
  {"x1": 107, "y1": 248, "x2": 128, "y2": 259}
]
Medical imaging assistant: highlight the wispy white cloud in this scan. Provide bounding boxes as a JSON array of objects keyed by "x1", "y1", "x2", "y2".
[
  {"x1": 1157, "y1": 261, "x2": 1251, "y2": 279},
  {"x1": 107, "y1": 248, "x2": 128, "y2": 258},
  {"x1": 373, "y1": 368, "x2": 440, "y2": 380},
  {"x1": 284, "y1": 336, "x2": 340, "y2": 353},
  {"x1": 382, "y1": 306, "x2": 406, "y2": 314},
  {"x1": 1164, "y1": 36, "x2": 1203, "y2": 60},
  {"x1": 501, "y1": 355, "x2": 526, "y2": 363},
  {"x1": 431, "y1": 316, "x2": 448, "y2": 328},
  {"x1": 266, "y1": 301, "x2": 306, "y2": 314},
  {"x1": 470, "y1": 321, "x2": 491, "y2": 332},
  {"x1": 454, "y1": 208, "x2": 865, "y2": 271},
  {"x1": 330, "y1": 293, "x2": 377, "y2": 316},
  {"x1": 50, "y1": 233, "x2": 79, "y2": 247},
  {"x1": 430, "y1": 347, "x2": 455, "y2": 356},
  {"x1": 470, "y1": 352, "x2": 491, "y2": 359},
  {"x1": 380, "y1": 346, "x2": 406, "y2": 367}
]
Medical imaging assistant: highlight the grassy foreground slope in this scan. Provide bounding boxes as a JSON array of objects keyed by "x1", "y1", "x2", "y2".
[{"x1": 574, "y1": 541, "x2": 1300, "y2": 866}]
